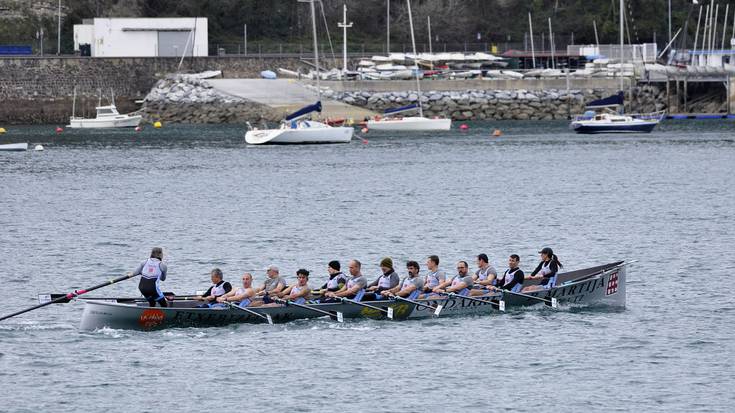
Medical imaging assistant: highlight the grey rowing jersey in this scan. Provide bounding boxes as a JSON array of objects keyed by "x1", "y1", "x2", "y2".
[
  {"x1": 424, "y1": 270, "x2": 446, "y2": 289},
  {"x1": 347, "y1": 275, "x2": 367, "y2": 290},
  {"x1": 401, "y1": 276, "x2": 424, "y2": 291},
  {"x1": 264, "y1": 276, "x2": 286, "y2": 292},
  {"x1": 451, "y1": 274, "x2": 474, "y2": 288},
  {"x1": 475, "y1": 265, "x2": 497, "y2": 281}
]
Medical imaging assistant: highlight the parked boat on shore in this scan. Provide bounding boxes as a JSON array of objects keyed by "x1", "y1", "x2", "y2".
[{"x1": 77, "y1": 261, "x2": 628, "y2": 331}]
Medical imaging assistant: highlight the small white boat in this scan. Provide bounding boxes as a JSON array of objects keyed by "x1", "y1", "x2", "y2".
[
  {"x1": 367, "y1": 116, "x2": 451, "y2": 131},
  {"x1": 0, "y1": 143, "x2": 28, "y2": 151},
  {"x1": 67, "y1": 89, "x2": 141, "y2": 129}
]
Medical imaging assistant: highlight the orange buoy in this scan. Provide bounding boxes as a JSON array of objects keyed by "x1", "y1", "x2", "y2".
[{"x1": 492, "y1": 129, "x2": 502, "y2": 137}]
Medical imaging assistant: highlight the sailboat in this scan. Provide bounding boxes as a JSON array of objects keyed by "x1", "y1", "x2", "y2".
[
  {"x1": 68, "y1": 89, "x2": 142, "y2": 129},
  {"x1": 245, "y1": 0, "x2": 353, "y2": 145},
  {"x1": 366, "y1": 0, "x2": 451, "y2": 131}
]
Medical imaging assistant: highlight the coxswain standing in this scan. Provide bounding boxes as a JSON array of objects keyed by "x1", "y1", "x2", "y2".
[
  {"x1": 133, "y1": 247, "x2": 168, "y2": 307},
  {"x1": 523, "y1": 247, "x2": 563, "y2": 292}
]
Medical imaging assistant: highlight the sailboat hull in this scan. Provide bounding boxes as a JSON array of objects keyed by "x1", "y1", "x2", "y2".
[
  {"x1": 245, "y1": 122, "x2": 353, "y2": 144},
  {"x1": 366, "y1": 117, "x2": 451, "y2": 131}
]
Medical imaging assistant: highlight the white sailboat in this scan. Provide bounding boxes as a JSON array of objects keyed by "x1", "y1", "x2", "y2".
[
  {"x1": 245, "y1": 0, "x2": 353, "y2": 145},
  {"x1": 68, "y1": 89, "x2": 142, "y2": 129},
  {"x1": 366, "y1": 0, "x2": 451, "y2": 131}
]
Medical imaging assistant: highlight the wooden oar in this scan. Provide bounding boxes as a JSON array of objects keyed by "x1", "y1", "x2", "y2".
[
  {"x1": 392, "y1": 295, "x2": 443, "y2": 316},
  {"x1": 0, "y1": 272, "x2": 139, "y2": 322},
  {"x1": 222, "y1": 301, "x2": 273, "y2": 325},
  {"x1": 498, "y1": 289, "x2": 558, "y2": 308},
  {"x1": 442, "y1": 292, "x2": 506, "y2": 312},
  {"x1": 338, "y1": 297, "x2": 393, "y2": 319},
  {"x1": 273, "y1": 298, "x2": 343, "y2": 322}
]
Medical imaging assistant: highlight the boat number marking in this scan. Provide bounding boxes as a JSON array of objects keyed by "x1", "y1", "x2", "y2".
[{"x1": 606, "y1": 272, "x2": 619, "y2": 295}]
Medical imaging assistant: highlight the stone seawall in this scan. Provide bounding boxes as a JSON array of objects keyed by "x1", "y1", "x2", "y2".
[
  {"x1": 141, "y1": 75, "x2": 280, "y2": 124},
  {"x1": 321, "y1": 85, "x2": 667, "y2": 121},
  {"x1": 0, "y1": 56, "x2": 311, "y2": 124}
]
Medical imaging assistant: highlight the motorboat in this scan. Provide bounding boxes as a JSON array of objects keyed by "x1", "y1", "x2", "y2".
[
  {"x1": 570, "y1": 92, "x2": 665, "y2": 134},
  {"x1": 67, "y1": 89, "x2": 141, "y2": 129}
]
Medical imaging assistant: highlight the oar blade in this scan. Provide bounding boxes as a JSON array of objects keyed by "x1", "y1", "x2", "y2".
[
  {"x1": 266, "y1": 314, "x2": 274, "y2": 325},
  {"x1": 499, "y1": 300, "x2": 506, "y2": 312},
  {"x1": 433, "y1": 304, "x2": 443, "y2": 316},
  {"x1": 551, "y1": 297, "x2": 559, "y2": 309},
  {"x1": 336, "y1": 312, "x2": 344, "y2": 323},
  {"x1": 387, "y1": 307, "x2": 394, "y2": 320}
]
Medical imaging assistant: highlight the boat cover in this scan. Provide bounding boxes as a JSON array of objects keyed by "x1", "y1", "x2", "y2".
[
  {"x1": 586, "y1": 91, "x2": 624, "y2": 108},
  {"x1": 285, "y1": 101, "x2": 322, "y2": 121},
  {"x1": 384, "y1": 104, "x2": 418, "y2": 115}
]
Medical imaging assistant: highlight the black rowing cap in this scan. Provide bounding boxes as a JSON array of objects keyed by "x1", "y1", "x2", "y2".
[{"x1": 538, "y1": 247, "x2": 553, "y2": 255}]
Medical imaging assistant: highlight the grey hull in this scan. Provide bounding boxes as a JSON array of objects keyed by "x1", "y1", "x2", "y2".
[{"x1": 79, "y1": 261, "x2": 629, "y2": 331}]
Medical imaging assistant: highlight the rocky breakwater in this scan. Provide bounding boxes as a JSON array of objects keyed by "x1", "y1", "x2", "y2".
[
  {"x1": 142, "y1": 75, "x2": 280, "y2": 124},
  {"x1": 325, "y1": 85, "x2": 665, "y2": 120}
]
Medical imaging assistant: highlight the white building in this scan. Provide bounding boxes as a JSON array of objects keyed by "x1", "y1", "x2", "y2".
[{"x1": 73, "y1": 17, "x2": 208, "y2": 57}]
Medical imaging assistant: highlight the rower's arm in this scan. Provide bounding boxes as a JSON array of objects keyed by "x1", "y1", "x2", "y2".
[
  {"x1": 397, "y1": 284, "x2": 417, "y2": 297},
  {"x1": 336, "y1": 284, "x2": 361, "y2": 297},
  {"x1": 278, "y1": 285, "x2": 293, "y2": 297},
  {"x1": 433, "y1": 279, "x2": 452, "y2": 291},
  {"x1": 446, "y1": 282, "x2": 468, "y2": 292}
]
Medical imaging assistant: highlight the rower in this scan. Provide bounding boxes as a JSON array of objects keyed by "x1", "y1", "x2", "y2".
[
  {"x1": 491, "y1": 254, "x2": 525, "y2": 292},
  {"x1": 267, "y1": 269, "x2": 311, "y2": 305},
  {"x1": 255, "y1": 265, "x2": 287, "y2": 299},
  {"x1": 431, "y1": 261, "x2": 474, "y2": 296},
  {"x1": 364, "y1": 257, "x2": 400, "y2": 300},
  {"x1": 420, "y1": 255, "x2": 446, "y2": 296},
  {"x1": 523, "y1": 247, "x2": 563, "y2": 292},
  {"x1": 194, "y1": 268, "x2": 232, "y2": 307},
  {"x1": 217, "y1": 272, "x2": 259, "y2": 307},
  {"x1": 469, "y1": 253, "x2": 497, "y2": 296},
  {"x1": 133, "y1": 247, "x2": 168, "y2": 307},
  {"x1": 314, "y1": 260, "x2": 347, "y2": 297},
  {"x1": 381, "y1": 260, "x2": 424, "y2": 299},
  {"x1": 324, "y1": 259, "x2": 368, "y2": 302}
]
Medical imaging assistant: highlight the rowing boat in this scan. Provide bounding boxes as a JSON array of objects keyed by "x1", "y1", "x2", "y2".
[{"x1": 78, "y1": 261, "x2": 628, "y2": 331}]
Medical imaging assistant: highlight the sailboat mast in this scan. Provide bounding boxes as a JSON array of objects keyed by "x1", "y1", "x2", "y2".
[
  {"x1": 310, "y1": 0, "x2": 321, "y2": 102},
  {"x1": 387, "y1": 0, "x2": 390, "y2": 54},
  {"x1": 529, "y1": 13, "x2": 536, "y2": 68},
  {"x1": 619, "y1": 0, "x2": 624, "y2": 92},
  {"x1": 72, "y1": 87, "x2": 76, "y2": 118},
  {"x1": 406, "y1": 0, "x2": 423, "y2": 117}
]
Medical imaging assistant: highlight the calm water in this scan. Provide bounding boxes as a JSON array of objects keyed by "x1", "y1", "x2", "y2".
[{"x1": 0, "y1": 121, "x2": 733, "y2": 412}]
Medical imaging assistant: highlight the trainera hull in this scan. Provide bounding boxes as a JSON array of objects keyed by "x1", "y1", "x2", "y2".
[{"x1": 79, "y1": 261, "x2": 628, "y2": 331}]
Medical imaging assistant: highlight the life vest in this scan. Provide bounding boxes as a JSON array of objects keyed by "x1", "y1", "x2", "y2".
[
  {"x1": 210, "y1": 281, "x2": 227, "y2": 297},
  {"x1": 500, "y1": 268, "x2": 523, "y2": 292},
  {"x1": 326, "y1": 272, "x2": 346, "y2": 290},
  {"x1": 425, "y1": 270, "x2": 443, "y2": 288},
  {"x1": 476, "y1": 266, "x2": 494, "y2": 281},
  {"x1": 289, "y1": 285, "x2": 308, "y2": 304},
  {"x1": 377, "y1": 272, "x2": 394, "y2": 289}
]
